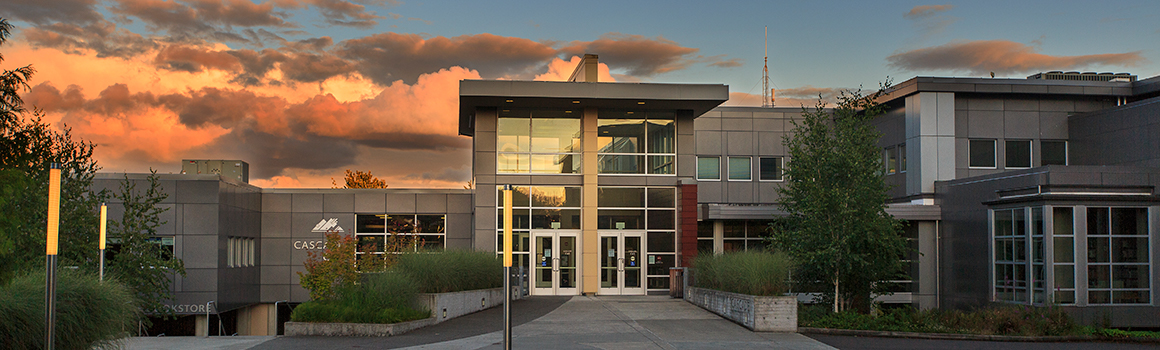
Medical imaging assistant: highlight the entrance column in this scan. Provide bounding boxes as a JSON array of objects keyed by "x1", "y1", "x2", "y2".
[{"x1": 582, "y1": 107, "x2": 599, "y2": 295}]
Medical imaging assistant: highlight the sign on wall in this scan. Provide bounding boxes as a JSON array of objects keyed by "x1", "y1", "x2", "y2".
[{"x1": 311, "y1": 218, "x2": 345, "y2": 232}]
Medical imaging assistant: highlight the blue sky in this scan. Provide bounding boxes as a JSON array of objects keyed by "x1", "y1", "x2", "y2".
[{"x1": 0, "y1": 0, "x2": 1155, "y2": 187}]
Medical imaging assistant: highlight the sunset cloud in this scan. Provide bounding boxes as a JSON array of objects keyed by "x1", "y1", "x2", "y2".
[
  {"x1": 904, "y1": 4, "x2": 953, "y2": 19},
  {"x1": 338, "y1": 32, "x2": 557, "y2": 84},
  {"x1": 560, "y1": 33, "x2": 699, "y2": 76},
  {"x1": 888, "y1": 40, "x2": 1145, "y2": 75}
]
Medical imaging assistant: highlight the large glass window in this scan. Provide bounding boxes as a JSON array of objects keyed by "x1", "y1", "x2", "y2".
[
  {"x1": 597, "y1": 186, "x2": 677, "y2": 290},
  {"x1": 759, "y1": 157, "x2": 783, "y2": 181},
  {"x1": 356, "y1": 214, "x2": 446, "y2": 255},
  {"x1": 728, "y1": 157, "x2": 751, "y2": 180},
  {"x1": 1006, "y1": 140, "x2": 1032, "y2": 168},
  {"x1": 723, "y1": 220, "x2": 770, "y2": 252},
  {"x1": 697, "y1": 157, "x2": 720, "y2": 180},
  {"x1": 1087, "y1": 207, "x2": 1150, "y2": 304},
  {"x1": 597, "y1": 111, "x2": 675, "y2": 174},
  {"x1": 994, "y1": 208, "x2": 1028, "y2": 303},
  {"x1": 1041, "y1": 140, "x2": 1067, "y2": 166},
  {"x1": 970, "y1": 139, "x2": 996, "y2": 168},
  {"x1": 497, "y1": 109, "x2": 581, "y2": 174}
]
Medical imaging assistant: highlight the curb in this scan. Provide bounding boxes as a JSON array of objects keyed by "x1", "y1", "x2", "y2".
[{"x1": 799, "y1": 327, "x2": 1158, "y2": 343}]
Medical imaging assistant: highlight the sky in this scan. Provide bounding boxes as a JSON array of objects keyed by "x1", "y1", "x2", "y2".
[{"x1": 0, "y1": 0, "x2": 1156, "y2": 188}]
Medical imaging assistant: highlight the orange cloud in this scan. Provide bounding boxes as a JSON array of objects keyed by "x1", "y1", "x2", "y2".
[
  {"x1": 904, "y1": 4, "x2": 953, "y2": 19},
  {"x1": 534, "y1": 56, "x2": 616, "y2": 82},
  {"x1": 888, "y1": 40, "x2": 1144, "y2": 75}
]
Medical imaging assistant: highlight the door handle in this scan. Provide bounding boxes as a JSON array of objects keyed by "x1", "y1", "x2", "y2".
[
  {"x1": 553, "y1": 258, "x2": 559, "y2": 272},
  {"x1": 618, "y1": 258, "x2": 624, "y2": 271}
]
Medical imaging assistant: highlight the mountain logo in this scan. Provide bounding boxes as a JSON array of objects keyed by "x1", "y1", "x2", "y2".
[{"x1": 311, "y1": 218, "x2": 345, "y2": 233}]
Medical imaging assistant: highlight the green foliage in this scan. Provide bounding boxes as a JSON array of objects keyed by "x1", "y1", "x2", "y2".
[
  {"x1": 1092, "y1": 327, "x2": 1160, "y2": 339},
  {"x1": 771, "y1": 84, "x2": 909, "y2": 313},
  {"x1": 0, "y1": 270, "x2": 139, "y2": 349},
  {"x1": 394, "y1": 250, "x2": 503, "y2": 293},
  {"x1": 0, "y1": 17, "x2": 108, "y2": 283},
  {"x1": 693, "y1": 251, "x2": 792, "y2": 296},
  {"x1": 107, "y1": 170, "x2": 185, "y2": 319},
  {"x1": 291, "y1": 272, "x2": 428, "y2": 324},
  {"x1": 799, "y1": 304, "x2": 1083, "y2": 336},
  {"x1": 298, "y1": 231, "x2": 360, "y2": 300}
]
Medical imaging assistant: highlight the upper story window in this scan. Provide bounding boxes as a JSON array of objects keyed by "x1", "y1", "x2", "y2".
[
  {"x1": 697, "y1": 156, "x2": 720, "y2": 180},
  {"x1": 597, "y1": 110, "x2": 675, "y2": 174},
  {"x1": 1041, "y1": 140, "x2": 1067, "y2": 166},
  {"x1": 728, "y1": 157, "x2": 751, "y2": 180},
  {"x1": 1006, "y1": 140, "x2": 1032, "y2": 169},
  {"x1": 497, "y1": 109, "x2": 581, "y2": 174},
  {"x1": 759, "y1": 157, "x2": 783, "y2": 181},
  {"x1": 883, "y1": 144, "x2": 905, "y2": 174},
  {"x1": 969, "y1": 139, "x2": 996, "y2": 168}
]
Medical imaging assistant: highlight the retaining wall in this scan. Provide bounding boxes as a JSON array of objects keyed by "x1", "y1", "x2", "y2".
[
  {"x1": 684, "y1": 286, "x2": 797, "y2": 332},
  {"x1": 287, "y1": 287, "x2": 512, "y2": 336}
]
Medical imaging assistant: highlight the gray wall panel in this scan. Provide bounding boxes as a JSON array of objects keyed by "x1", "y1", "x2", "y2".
[
  {"x1": 261, "y1": 238, "x2": 292, "y2": 266},
  {"x1": 261, "y1": 212, "x2": 292, "y2": 237},
  {"x1": 292, "y1": 194, "x2": 323, "y2": 212},
  {"x1": 183, "y1": 204, "x2": 219, "y2": 235},
  {"x1": 262, "y1": 193, "x2": 291, "y2": 212},
  {"x1": 416, "y1": 194, "x2": 448, "y2": 213},
  {"x1": 386, "y1": 193, "x2": 417, "y2": 212},
  {"x1": 354, "y1": 193, "x2": 386, "y2": 213},
  {"x1": 323, "y1": 193, "x2": 354, "y2": 213},
  {"x1": 176, "y1": 180, "x2": 218, "y2": 204}
]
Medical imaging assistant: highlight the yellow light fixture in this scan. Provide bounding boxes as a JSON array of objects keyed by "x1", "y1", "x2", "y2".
[
  {"x1": 505, "y1": 99, "x2": 513, "y2": 103},
  {"x1": 46, "y1": 165, "x2": 61, "y2": 256},
  {"x1": 637, "y1": 101, "x2": 646, "y2": 105},
  {"x1": 572, "y1": 100, "x2": 580, "y2": 104}
]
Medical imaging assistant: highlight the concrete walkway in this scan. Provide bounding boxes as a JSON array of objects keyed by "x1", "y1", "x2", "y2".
[
  {"x1": 402, "y1": 295, "x2": 833, "y2": 350},
  {"x1": 124, "y1": 296, "x2": 834, "y2": 349}
]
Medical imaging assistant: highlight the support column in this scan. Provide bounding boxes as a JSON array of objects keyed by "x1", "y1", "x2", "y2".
[
  {"x1": 679, "y1": 182, "x2": 698, "y2": 267},
  {"x1": 581, "y1": 107, "x2": 599, "y2": 295}
]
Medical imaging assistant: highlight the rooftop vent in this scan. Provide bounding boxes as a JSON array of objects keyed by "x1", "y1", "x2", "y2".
[{"x1": 1026, "y1": 71, "x2": 1136, "y2": 82}]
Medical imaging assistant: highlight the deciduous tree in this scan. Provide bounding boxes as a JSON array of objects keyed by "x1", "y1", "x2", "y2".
[
  {"x1": 332, "y1": 169, "x2": 388, "y2": 189},
  {"x1": 770, "y1": 84, "x2": 908, "y2": 314},
  {"x1": 298, "y1": 231, "x2": 359, "y2": 300},
  {"x1": 106, "y1": 170, "x2": 186, "y2": 320}
]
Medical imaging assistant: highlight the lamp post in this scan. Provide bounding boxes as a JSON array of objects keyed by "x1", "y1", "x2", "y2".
[
  {"x1": 45, "y1": 163, "x2": 62, "y2": 350},
  {"x1": 502, "y1": 184, "x2": 513, "y2": 350},
  {"x1": 99, "y1": 202, "x2": 107, "y2": 281}
]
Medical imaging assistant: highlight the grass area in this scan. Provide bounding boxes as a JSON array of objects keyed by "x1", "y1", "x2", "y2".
[
  {"x1": 0, "y1": 270, "x2": 139, "y2": 350},
  {"x1": 292, "y1": 250, "x2": 503, "y2": 324},
  {"x1": 395, "y1": 250, "x2": 503, "y2": 293},
  {"x1": 692, "y1": 251, "x2": 792, "y2": 296},
  {"x1": 801, "y1": 303, "x2": 1160, "y2": 339}
]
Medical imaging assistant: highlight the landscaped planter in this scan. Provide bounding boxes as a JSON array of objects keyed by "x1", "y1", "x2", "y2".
[
  {"x1": 287, "y1": 287, "x2": 513, "y2": 336},
  {"x1": 684, "y1": 286, "x2": 797, "y2": 332}
]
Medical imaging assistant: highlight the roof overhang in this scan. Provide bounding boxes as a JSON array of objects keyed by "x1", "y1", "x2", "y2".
[{"x1": 459, "y1": 80, "x2": 728, "y2": 136}]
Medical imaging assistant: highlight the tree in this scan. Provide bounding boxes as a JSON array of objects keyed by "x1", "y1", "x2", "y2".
[
  {"x1": 107, "y1": 170, "x2": 186, "y2": 320},
  {"x1": 298, "y1": 231, "x2": 359, "y2": 300},
  {"x1": 769, "y1": 84, "x2": 908, "y2": 314},
  {"x1": 0, "y1": 17, "x2": 106, "y2": 282},
  {"x1": 332, "y1": 169, "x2": 388, "y2": 189}
]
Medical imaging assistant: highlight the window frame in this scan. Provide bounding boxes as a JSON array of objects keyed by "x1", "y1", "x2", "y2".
[
  {"x1": 1040, "y1": 140, "x2": 1068, "y2": 166},
  {"x1": 969, "y1": 139, "x2": 998, "y2": 169},
  {"x1": 1005, "y1": 139, "x2": 1033, "y2": 169},
  {"x1": 596, "y1": 111, "x2": 677, "y2": 175},
  {"x1": 727, "y1": 156, "x2": 752, "y2": 181},
  {"x1": 696, "y1": 156, "x2": 721, "y2": 181},
  {"x1": 758, "y1": 157, "x2": 784, "y2": 182}
]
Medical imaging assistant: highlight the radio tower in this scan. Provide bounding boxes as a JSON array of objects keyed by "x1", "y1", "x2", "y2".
[{"x1": 762, "y1": 26, "x2": 773, "y2": 107}]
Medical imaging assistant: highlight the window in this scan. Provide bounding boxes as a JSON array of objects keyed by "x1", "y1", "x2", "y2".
[
  {"x1": 969, "y1": 139, "x2": 996, "y2": 168},
  {"x1": 226, "y1": 237, "x2": 254, "y2": 268},
  {"x1": 759, "y1": 157, "x2": 783, "y2": 181},
  {"x1": 697, "y1": 221, "x2": 714, "y2": 253},
  {"x1": 884, "y1": 147, "x2": 898, "y2": 174},
  {"x1": 497, "y1": 109, "x2": 581, "y2": 174},
  {"x1": 1006, "y1": 140, "x2": 1032, "y2": 168},
  {"x1": 495, "y1": 186, "x2": 583, "y2": 270},
  {"x1": 1053, "y1": 207, "x2": 1075, "y2": 304},
  {"x1": 899, "y1": 144, "x2": 906, "y2": 172},
  {"x1": 697, "y1": 157, "x2": 720, "y2": 180},
  {"x1": 1041, "y1": 140, "x2": 1067, "y2": 166},
  {"x1": 597, "y1": 110, "x2": 675, "y2": 174},
  {"x1": 1086, "y1": 207, "x2": 1150, "y2": 304},
  {"x1": 993, "y1": 208, "x2": 1028, "y2": 303},
  {"x1": 727, "y1": 157, "x2": 751, "y2": 180},
  {"x1": 723, "y1": 220, "x2": 770, "y2": 252},
  {"x1": 356, "y1": 213, "x2": 447, "y2": 255}
]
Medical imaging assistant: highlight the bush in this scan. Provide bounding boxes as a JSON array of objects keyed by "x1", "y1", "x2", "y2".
[
  {"x1": 693, "y1": 251, "x2": 792, "y2": 296},
  {"x1": 394, "y1": 250, "x2": 502, "y2": 293},
  {"x1": 0, "y1": 270, "x2": 139, "y2": 350},
  {"x1": 799, "y1": 303, "x2": 1082, "y2": 336},
  {"x1": 291, "y1": 272, "x2": 427, "y2": 324}
]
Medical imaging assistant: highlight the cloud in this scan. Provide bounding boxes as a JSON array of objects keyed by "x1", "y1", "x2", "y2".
[
  {"x1": 904, "y1": 4, "x2": 953, "y2": 19},
  {"x1": 0, "y1": 0, "x2": 103, "y2": 25},
  {"x1": 887, "y1": 40, "x2": 1145, "y2": 75},
  {"x1": 724, "y1": 90, "x2": 837, "y2": 108},
  {"x1": 337, "y1": 32, "x2": 557, "y2": 84},
  {"x1": 559, "y1": 33, "x2": 699, "y2": 76},
  {"x1": 154, "y1": 44, "x2": 243, "y2": 72},
  {"x1": 305, "y1": 0, "x2": 384, "y2": 28},
  {"x1": 533, "y1": 56, "x2": 616, "y2": 82},
  {"x1": 708, "y1": 57, "x2": 743, "y2": 68},
  {"x1": 22, "y1": 21, "x2": 158, "y2": 58}
]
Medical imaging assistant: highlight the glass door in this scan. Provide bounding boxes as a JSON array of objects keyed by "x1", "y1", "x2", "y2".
[
  {"x1": 598, "y1": 231, "x2": 645, "y2": 295},
  {"x1": 531, "y1": 231, "x2": 579, "y2": 295}
]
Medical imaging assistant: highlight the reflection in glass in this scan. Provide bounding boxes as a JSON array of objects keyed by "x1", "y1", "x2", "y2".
[
  {"x1": 698, "y1": 157, "x2": 720, "y2": 179},
  {"x1": 597, "y1": 210, "x2": 645, "y2": 229},
  {"x1": 648, "y1": 155, "x2": 674, "y2": 174},
  {"x1": 598, "y1": 187, "x2": 645, "y2": 207},
  {"x1": 497, "y1": 118, "x2": 530, "y2": 153},
  {"x1": 497, "y1": 153, "x2": 529, "y2": 173},
  {"x1": 357, "y1": 214, "x2": 385, "y2": 234},
  {"x1": 647, "y1": 188, "x2": 675, "y2": 208},
  {"x1": 646, "y1": 119, "x2": 675, "y2": 153},
  {"x1": 597, "y1": 154, "x2": 643, "y2": 174},
  {"x1": 530, "y1": 154, "x2": 579, "y2": 173},
  {"x1": 531, "y1": 118, "x2": 581, "y2": 153},
  {"x1": 560, "y1": 237, "x2": 576, "y2": 288},
  {"x1": 535, "y1": 236, "x2": 553, "y2": 288},
  {"x1": 532, "y1": 209, "x2": 581, "y2": 229},
  {"x1": 417, "y1": 215, "x2": 445, "y2": 233},
  {"x1": 625, "y1": 236, "x2": 641, "y2": 288},
  {"x1": 358, "y1": 235, "x2": 384, "y2": 253},
  {"x1": 728, "y1": 157, "x2": 751, "y2": 180},
  {"x1": 601, "y1": 236, "x2": 618, "y2": 288},
  {"x1": 597, "y1": 119, "x2": 645, "y2": 153},
  {"x1": 531, "y1": 187, "x2": 581, "y2": 207},
  {"x1": 386, "y1": 215, "x2": 415, "y2": 233}
]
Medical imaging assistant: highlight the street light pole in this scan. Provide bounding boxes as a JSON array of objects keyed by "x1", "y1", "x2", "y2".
[
  {"x1": 45, "y1": 163, "x2": 62, "y2": 350},
  {"x1": 502, "y1": 184, "x2": 513, "y2": 350},
  {"x1": 99, "y1": 202, "x2": 107, "y2": 281}
]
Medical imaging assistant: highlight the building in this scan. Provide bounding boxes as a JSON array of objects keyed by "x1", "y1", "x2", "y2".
[{"x1": 95, "y1": 56, "x2": 1160, "y2": 334}]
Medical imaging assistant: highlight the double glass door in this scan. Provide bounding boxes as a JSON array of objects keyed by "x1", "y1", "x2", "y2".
[
  {"x1": 599, "y1": 231, "x2": 645, "y2": 295},
  {"x1": 531, "y1": 231, "x2": 579, "y2": 295}
]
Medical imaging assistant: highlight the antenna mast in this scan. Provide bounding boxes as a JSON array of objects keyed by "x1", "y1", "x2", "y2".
[{"x1": 762, "y1": 26, "x2": 773, "y2": 107}]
